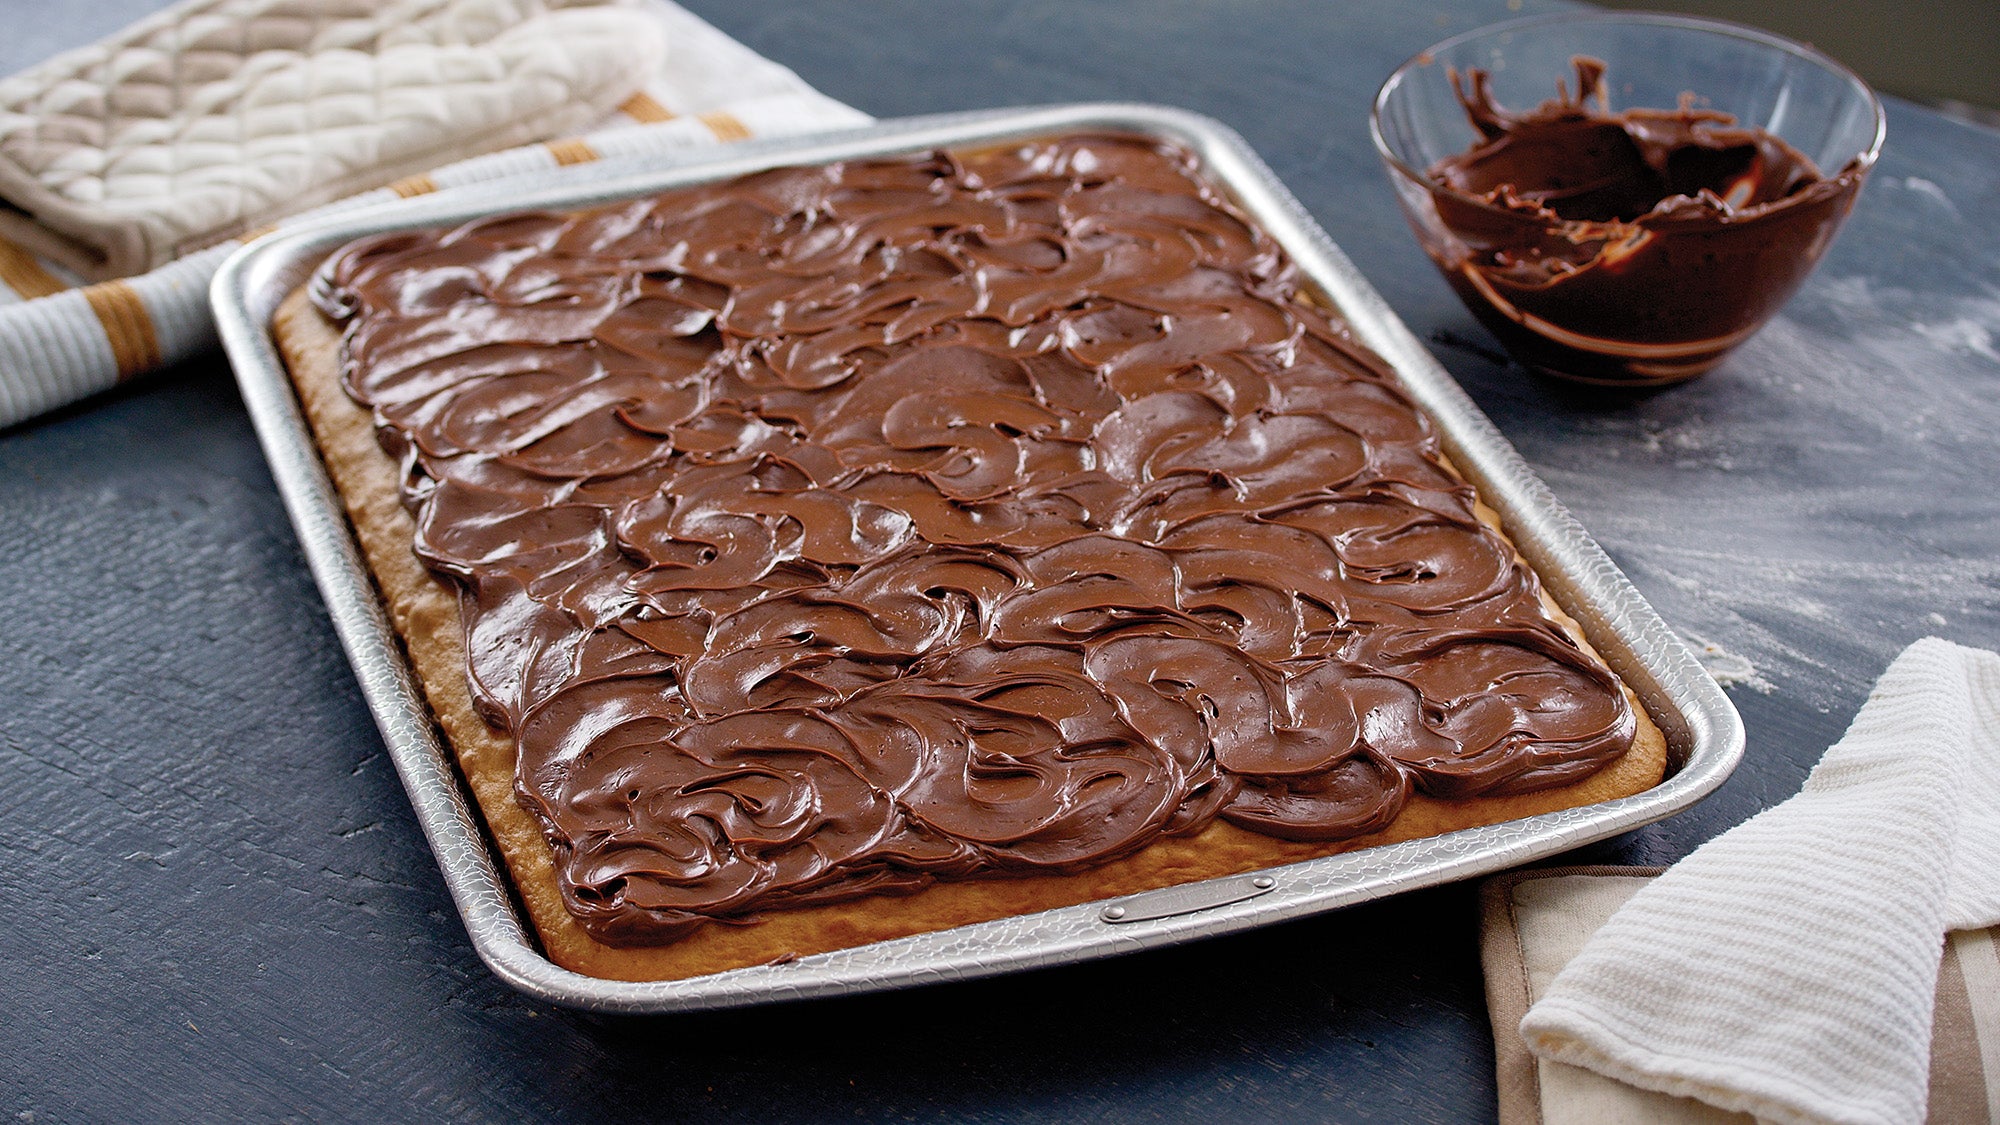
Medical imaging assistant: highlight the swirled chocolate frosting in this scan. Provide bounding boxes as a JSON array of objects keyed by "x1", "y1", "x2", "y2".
[
  {"x1": 1423, "y1": 59, "x2": 1867, "y2": 381},
  {"x1": 316, "y1": 134, "x2": 1636, "y2": 945}
]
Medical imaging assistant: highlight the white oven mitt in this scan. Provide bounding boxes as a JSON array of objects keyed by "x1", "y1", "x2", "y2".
[
  {"x1": 0, "y1": 0, "x2": 666, "y2": 280},
  {"x1": 0, "y1": 0, "x2": 869, "y2": 429},
  {"x1": 1518, "y1": 637, "x2": 2000, "y2": 1125}
]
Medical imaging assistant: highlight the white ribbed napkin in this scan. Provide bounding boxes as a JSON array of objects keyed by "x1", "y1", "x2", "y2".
[{"x1": 1520, "y1": 637, "x2": 2000, "y2": 1125}]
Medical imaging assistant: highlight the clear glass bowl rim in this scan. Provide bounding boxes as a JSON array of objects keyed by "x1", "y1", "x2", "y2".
[{"x1": 1368, "y1": 10, "x2": 1888, "y2": 189}]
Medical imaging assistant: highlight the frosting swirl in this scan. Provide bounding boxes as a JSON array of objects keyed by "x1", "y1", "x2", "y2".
[
  {"x1": 1420, "y1": 58, "x2": 1868, "y2": 382},
  {"x1": 317, "y1": 134, "x2": 1636, "y2": 944}
]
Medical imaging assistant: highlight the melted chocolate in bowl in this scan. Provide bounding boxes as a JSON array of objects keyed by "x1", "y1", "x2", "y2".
[
  {"x1": 1422, "y1": 58, "x2": 1868, "y2": 384},
  {"x1": 316, "y1": 135, "x2": 1636, "y2": 945}
]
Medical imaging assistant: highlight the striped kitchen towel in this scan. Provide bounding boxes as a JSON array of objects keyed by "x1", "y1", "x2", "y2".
[
  {"x1": 1484, "y1": 867, "x2": 2000, "y2": 1125},
  {"x1": 1502, "y1": 638, "x2": 2000, "y2": 1125},
  {"x1": 0, "y1": 0, "x2": 869, "y2": 429}
]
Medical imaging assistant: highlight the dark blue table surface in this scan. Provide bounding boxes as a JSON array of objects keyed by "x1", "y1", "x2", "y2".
[{"x1": 2, "y1": 1, "x2": 1996, "y2": 1121}]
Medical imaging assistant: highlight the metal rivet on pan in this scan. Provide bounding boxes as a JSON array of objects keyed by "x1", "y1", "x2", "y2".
[
  {"x1": 1101, "y1": 905, "x2": 1127, "y2": 921},
  {"x1": 1252, "y1": 876, "x2": 1275, "y2": 889}
]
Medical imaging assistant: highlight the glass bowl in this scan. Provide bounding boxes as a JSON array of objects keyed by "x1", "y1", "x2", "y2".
[{"x1": 1370, "y1": 12, "x2": 1885, "y2": 385}]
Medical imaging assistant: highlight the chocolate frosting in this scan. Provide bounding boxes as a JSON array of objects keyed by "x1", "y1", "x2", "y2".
[
  {"x1": 1425, "y1": 59, "x2": 1867, "y2": 382},
  {"x1": 316, "y1": 134, "x2": 1636, "y2": 944}
]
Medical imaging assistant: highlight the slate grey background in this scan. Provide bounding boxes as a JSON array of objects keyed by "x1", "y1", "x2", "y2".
[
  {"x1": 2, "y1": 1, "x2": 1996, "y2": 1122},
  {"x1": 1592, "y1": 0, "x2": 2000, "y2": 113}
]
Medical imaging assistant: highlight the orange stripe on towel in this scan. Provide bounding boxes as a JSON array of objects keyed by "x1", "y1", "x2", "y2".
[
  {"x1": 387, "y1": 174, "x2": 438, "y2": 198},
  {"x1": 698, "y1": 110, "x2": 753, "y2": 143},
  {"x1": 620, "y1": 92, "x2": 676, "y2": 123},
  {"x1": 83, "y1": 280, "x2": 162, "y2": 380},
  {"x1": 544, "y1": 138, "x2": 599, "y2": 166},
  {"x1": 0, "y1": 237, "x2": 68, "y2": 298}
]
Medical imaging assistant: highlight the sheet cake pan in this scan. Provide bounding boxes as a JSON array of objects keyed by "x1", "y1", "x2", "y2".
[{"x1": 210, "y1": 103, "x2": 1744, "y2": 1014}]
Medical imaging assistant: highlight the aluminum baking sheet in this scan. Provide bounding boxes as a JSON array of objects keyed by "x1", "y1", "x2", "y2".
[{"x1": 211, "y1": 103, "x2": 1744, "y2": 1014}]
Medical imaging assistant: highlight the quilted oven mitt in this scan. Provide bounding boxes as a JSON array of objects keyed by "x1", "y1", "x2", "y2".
[{"x1": 0, "y1": 0, "x2": 665, "y2": 281}]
